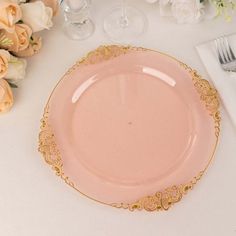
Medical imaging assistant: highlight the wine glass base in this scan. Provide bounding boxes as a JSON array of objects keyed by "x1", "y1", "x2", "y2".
[
  {"x1": 63, "y1": 19, "x2": 95, "y2": 40},
  {"x1": 103, "y1": 5, "x2": 148, "y2": 44}
]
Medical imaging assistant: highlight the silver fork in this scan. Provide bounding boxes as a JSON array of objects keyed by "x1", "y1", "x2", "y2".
[{"x1": 215, "y1": 36, "x2": 236, "y2": 72}]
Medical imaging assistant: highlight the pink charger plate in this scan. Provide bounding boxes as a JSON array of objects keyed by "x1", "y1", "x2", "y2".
[{"x1": 39, "y1": 46, "x2": 220, "y2": 211}]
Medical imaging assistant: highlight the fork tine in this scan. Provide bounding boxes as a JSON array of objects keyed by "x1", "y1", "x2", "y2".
[
  {"x1": 220, "y1": 37, "x2": 231, "y2": 63},
  {"x1": 222, "y1": 37, "x2": 234, "y2": 62},
  {"x1": 215, "y1": 39, "x2": 225, "y2": 64},
  {"x1": 229, "y1": 45, "x2": 236, "y2": 60},
  {"x1": 224, "y1": 37, "x2": 236, "y2": 60}
]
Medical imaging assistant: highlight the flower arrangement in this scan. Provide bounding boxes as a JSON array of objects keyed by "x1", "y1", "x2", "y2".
[
  {"x1": 0, "y1": 0, "x2": 58, "y2": 114},
  {"x1": 146, "y1": 0, "x2": 236, "y2": 23}
]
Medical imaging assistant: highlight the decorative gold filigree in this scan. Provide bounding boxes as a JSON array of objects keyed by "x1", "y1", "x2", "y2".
[
  {"x1": 38, "y1": 45, "x2": 220, "y2": 212},
  {"x1": 78, "y1": 45, "x2": 132, "y2": 65},
  {"x1": 111, "y1": 172, "x2": 204, "y2": 211},
  {"x1": 38, "y1": 107, "x2": 75, "y2": 188},
  {"x1": 63, "y1": 45, "x2": 133, "y2": 76},
  {"x1": 180, "y1": 63, "x2": 221, "y2": 137}
]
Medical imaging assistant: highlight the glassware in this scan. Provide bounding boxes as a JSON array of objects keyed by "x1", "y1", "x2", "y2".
[
  {"x1": 103, "y1": 0, "x2": 148, "y2": 44},
  {"x1": 60, "y1": 0, "x2": 94, "y2": 40}
]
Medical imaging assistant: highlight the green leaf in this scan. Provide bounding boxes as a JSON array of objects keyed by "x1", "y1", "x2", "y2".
[{"x1": 0, "y1": 33, "x2": 13, "y2": 47}]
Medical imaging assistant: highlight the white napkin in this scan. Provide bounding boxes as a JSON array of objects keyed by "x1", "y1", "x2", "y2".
[{"x1": 196, "y1": 34, "x2": 236, "y2": 128}]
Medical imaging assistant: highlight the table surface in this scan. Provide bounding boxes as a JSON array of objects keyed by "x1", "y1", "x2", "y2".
[{"x1": 1, "y1": 1, "x2": 236, "y2": 235}]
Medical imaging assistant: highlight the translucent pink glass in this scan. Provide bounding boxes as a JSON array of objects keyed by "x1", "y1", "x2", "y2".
[{"x1": 48, "y1": 50, "x2": 216, "y2": 204}]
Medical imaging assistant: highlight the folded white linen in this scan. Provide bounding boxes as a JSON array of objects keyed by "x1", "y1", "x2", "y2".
[{"x1": 196, "y1": 34, "x2": 236, "y2": 128}]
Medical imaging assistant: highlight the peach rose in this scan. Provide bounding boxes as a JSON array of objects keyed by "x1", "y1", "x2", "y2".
[
  {"x1": 0, "y1": 49, "x2": 10, "y2": 79},
  {"x1": 0, "y1": 1, "x2": 22, "y2": 33},
  {"x1": 0, "y1": 78, "x2": 14, "y2": 113},
  {"x1": 0, "y1": 24, "x2": 32, "y2": 52},
  {"x1": 32, "y1": 0, "x2": 59, "y2": 15},
  {"x1": 14, "y1": 24, "x2": 32, "y2": 51},
  {"x1": 14, "y1": 35, "x2": 42, "y2": 57}
]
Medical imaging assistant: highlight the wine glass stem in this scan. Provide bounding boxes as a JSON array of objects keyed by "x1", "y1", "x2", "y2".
[{"x1": 120, "y1": 0, "x2": 128, "y2": 28}]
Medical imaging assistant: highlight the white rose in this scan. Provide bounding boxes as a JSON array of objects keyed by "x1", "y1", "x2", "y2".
[
  {"x1": 20, "y1": 1, "x2": 53, "y2": 32},
  {"x1": 203, "y1": 1, "x2": 217, "y2": 20},
  {"x1": 171, "y1": 0, "x2": 203, "y2": 24},
  {"x1": 5, "y1": 55, "x2": 27, "y2": 83},
  {"x1": 10, "y1": 0, "x2": 27, "y2": 4},
  {"x1": 145, "y1": 0, "x2": 158, "y2": 3},
  {"x1": 160, "y1": 0, "x2": 172, "y2": 16}
]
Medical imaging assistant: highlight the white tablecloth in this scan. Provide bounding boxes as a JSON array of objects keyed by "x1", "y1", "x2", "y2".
[{"x1": 1, "y1": 1, "x2": 236, "y2": 235}]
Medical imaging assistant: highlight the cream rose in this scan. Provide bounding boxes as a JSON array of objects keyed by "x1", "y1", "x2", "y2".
[
  {"x1": 171, "y1": 0, "x2": 203, "y2": 24},
  {"x1": 14, "y1": 35, "x2": 42, "y2": 57},
  {"x1": 0, "y1": 78, "x2": 13, "y2": 113},
  {"x1": 0, "y1": 1, "x2": 22, "y2": 33},
  {"x1": 0, "y1": 23, "x2": 32, "y2": 52},
  {"x1": 10, "y1": 0, "x2": 27, "y2": 4},
  {"x1": 32, "y1": 0, "x2": 59, "y2": 15},
  {"x1": 5, "y1": 55, "x2": 27, "y2": 83},
  {"x1": 0, "y1": 49, "x2": 10, "y2": 79},
  {"x1": 145, "y1": 0, "x2": 158, "y2": 3},
  {"x1": 20, "y1": 1, "x2": 53, "y2": 32},
  {"x1": 159, "y1": 0, "x2": 172, "y2": 17},
  {"x1": 203, "y1": 1, "x2": 217, "y2": 20}
]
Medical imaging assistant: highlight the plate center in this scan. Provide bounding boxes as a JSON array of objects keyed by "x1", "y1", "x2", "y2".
[{"x1": 71, "y1": 72, "x2": 194, "y2": 186}]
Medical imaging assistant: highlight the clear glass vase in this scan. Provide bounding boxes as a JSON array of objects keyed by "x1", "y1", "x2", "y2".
[{"x1": 60, "y1": 0, "x2": 95, "y2": 40}]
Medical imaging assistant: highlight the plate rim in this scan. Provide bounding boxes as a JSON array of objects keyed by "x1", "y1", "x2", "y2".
[{"x1": 38, "y1": 45, "x2": 221, "y2": 212}]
